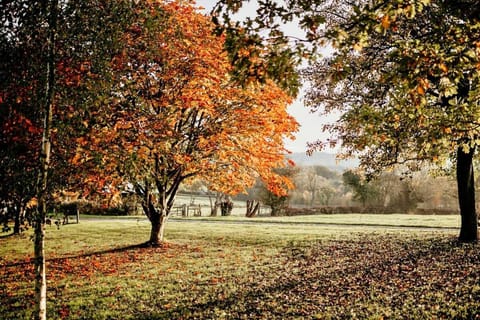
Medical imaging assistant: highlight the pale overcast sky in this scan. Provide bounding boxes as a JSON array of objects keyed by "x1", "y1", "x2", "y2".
[{"x1": 196, "y1": 0, "x2": 333, "y2": 154}]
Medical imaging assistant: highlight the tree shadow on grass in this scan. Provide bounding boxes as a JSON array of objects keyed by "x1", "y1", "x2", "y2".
[
  {"x1": 1, "y1": 242, "x2": 157, "y2": 268},
  {"x1": 0, "y1": 232, "x2": 16, "y2": 239},
  {"x1": 1, "y1": 241, "x2": 172, "y2": 319}
]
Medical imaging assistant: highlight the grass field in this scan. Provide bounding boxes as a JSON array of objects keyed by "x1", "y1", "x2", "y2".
[{"x1": 1, "y1": 214, "x2": 479, "y2": 319}]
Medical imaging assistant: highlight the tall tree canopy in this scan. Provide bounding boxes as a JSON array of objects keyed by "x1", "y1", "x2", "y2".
[
  {"x1": 0, "y1": 1, "x2": 48, "y2": 235},
  {"x1": 70, "y1": 0, "x2": 298, "y2": 245},
  {"x1": 1, "y1": 0, "x2": 135, "y2": 222},
  {"x1": 303, "y1": 0, "x2": 480, "y2": 241},
  {"x1": 215, "y1": 0, "x2": 480, "y2": 242}
]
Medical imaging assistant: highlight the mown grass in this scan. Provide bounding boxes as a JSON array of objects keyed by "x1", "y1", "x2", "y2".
[
  {"x1": 173, "y1": 213, "x2": 460, "y2": 229},
  {"x1": 1, "y1": 215, "x2": 478, "y2": 319}
]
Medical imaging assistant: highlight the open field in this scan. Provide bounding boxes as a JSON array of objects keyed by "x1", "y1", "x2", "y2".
[
  {"x1": 172, "y1": 213, "x2": 461, "y2": 229},
  {"x1": 1, "y1": 215, "x2": 479, "y2": 319}
]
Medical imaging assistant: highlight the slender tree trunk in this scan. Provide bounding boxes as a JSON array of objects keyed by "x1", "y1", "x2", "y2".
[
  {"x1": 209, "y1": 195, "x2": 219, "y2": 216},
  {"x1": 33, "y1": 205, "x2": 47, "y2": 320},
  {"x1": 34, "y1": 1, "x2": 57, "y2": 319},
  {"x1": 211, "y1": 203, "x2": 219, "y2": 216},
  {"x1": 13, "y1": 207, "x2": 21, "y2": 234},
  {"x1": 246, "y1": 200, "x2": 259, "y2": 218},
  {"x1": 457, "y1": 144, "x2": 478, "y2": 242}
]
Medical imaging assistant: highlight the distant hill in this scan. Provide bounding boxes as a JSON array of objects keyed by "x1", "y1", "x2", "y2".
[{"x1": 287, "y1": 152, "x2": 359, "y2": 172}]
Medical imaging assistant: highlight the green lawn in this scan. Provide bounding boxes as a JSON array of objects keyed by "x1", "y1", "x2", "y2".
[
  {"x1": 172, "y1": 213, "x2": 460, "y2": 228},
  {"x1": 1, "y1": 215, "x2": 478, "y2": 319}
]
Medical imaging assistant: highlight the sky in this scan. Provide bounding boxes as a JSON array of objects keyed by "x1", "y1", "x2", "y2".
[{"x1": 195, "y1": 0, "x2": 334, "y2": 154}]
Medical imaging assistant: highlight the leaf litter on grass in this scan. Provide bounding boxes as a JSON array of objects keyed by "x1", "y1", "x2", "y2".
[
  {"x1": 215, "y1": 233, "x2": 480, "y2": 319},
  {"x1": 2, "y1": 232, "x2": 480, "y2": 319},
  {"x1": 157, "y1": 233, "x2": 480, "y2": 319}
]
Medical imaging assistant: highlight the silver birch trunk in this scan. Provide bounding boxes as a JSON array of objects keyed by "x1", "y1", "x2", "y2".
[{"x1": 34, "y1": 0, "x2": 57, "y2": 319}]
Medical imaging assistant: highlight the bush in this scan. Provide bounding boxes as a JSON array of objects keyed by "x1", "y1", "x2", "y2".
[{"x1": 76, "y1": 201, "x2": 131, "y2": 216}]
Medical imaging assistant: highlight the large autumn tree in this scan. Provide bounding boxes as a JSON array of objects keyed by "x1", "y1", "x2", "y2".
[
  {"x1": 214, "y1": 0, "x2": 480, "y2": 242},
  {"x1": 71, "y1": 0, "x2": 298, "y2": 245}
]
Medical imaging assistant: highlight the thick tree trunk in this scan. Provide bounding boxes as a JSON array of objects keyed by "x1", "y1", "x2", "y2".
[
  {"x1": 456, "y1": 145, "x2": 478, "y2": 242},
  {"x1": 148, "y1": 213, "x2": 167, "y2": 245},
  {"x1": 220, "y1": 202, "x2": 232, "y2": 216}
]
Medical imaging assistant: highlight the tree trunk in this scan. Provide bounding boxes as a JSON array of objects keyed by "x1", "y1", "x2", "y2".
[
  {"x1": 211, "y1": 203, "x2": 219, "y2": 216},
  {"x1": 271, "y1": 205, "x2": 279, "y2": 217},
  {"x1": 13, "y1": 207, "x2": 21, "y2": 234},
  {"x1": 456, "y1": 144, "x2": 478, "y2": 242},
  {"x1": 209, "y1": 192, "x2": 222, "y2": 216},
  {"x1": 149, "y1": 214, "x2": 167, "y2": 245},
  {"x1": 246, "y1": 200, "x2": 259, "y2": 218},
  {"x1": 221, "y1": 201, "x2": 233, "y2": 216},
  {"x1": 34, "y1": 1, "x2": 57, "y2": 318},
  {"x1": 33, "y1": 211, "x2": 47, "y2": 320}
]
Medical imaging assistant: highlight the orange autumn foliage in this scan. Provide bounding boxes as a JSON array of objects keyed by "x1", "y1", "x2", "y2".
[{"x1": 73, "y1": 0, "x2": 298, "y2": 199}]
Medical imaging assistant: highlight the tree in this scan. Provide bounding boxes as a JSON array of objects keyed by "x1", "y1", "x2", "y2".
[
  {"x1": 1, "y1": 1, "x2": 137, "y2": 318},
  {"x1": 290, "y1": 165, "x2": 341, "y2": 206},
  {"x1": 305, "y1": 167, "x2": 320, "y2": 207},
  {"x1": 72, "y1": 1, "x2": 298, "y2": 245},
  {"x1": 34, "y1": 0, "x2": 57, "y2": 316},
  {"x1": 0, "y1": 0, "x2": 48, "y2": 236},
  {"x1": 303, "y1": 0, "x2": 480, "y2": 241},
  {"x1": 258, "y1": 166, "x2": 297, "y2": 216},
  {"x1": 213, "y1": 1, "x2": 480, "y2": 242},
  {"x1": 0, "y1": 1, "x2": 58, "y2": 317},
  {"x1": 317, "y1": 184, "x2": 337, "y2": 206},
  {"x1": 342, "y1": 170, "x2": 378, "y2": 207}
]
